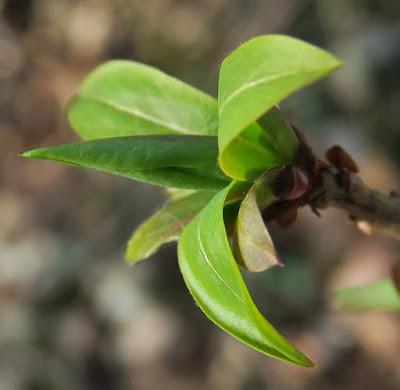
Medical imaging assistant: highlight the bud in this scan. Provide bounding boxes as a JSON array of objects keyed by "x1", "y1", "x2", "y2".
[
  {"x1": 276, "y1": 209, "x2": 298, "y2": 228},
  {"x1": 325, "y1": 145, "x2": 359, "y2": 173},
  {"x1": 272, "y1": 165, "x2": 310, "y2": 200}
]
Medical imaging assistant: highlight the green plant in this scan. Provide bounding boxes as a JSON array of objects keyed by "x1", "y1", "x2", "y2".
[{"x1": 22, "y1": 35, "x2": 400, "y2": 367}]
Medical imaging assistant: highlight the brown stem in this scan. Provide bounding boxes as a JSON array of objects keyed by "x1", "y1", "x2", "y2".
[{"x1": 310, "y1": 167, "x2": 400, "y2": 240}]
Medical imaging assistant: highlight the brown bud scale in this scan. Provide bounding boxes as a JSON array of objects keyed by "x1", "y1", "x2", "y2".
[
  {"x1": 325, "y1": 145, "x2": 359, "y2": 173},
  {"x1": 272, "y1": 165, "x2": 310, "y2": 201}
]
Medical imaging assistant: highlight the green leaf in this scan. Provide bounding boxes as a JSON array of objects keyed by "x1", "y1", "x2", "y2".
[
  {"x1": 68, "y1": 60, "x2": 218, "y2": 139},
  {"x1": 126, "y1": 191, "x2": 215, "y2": 264},
  {"x1": 178, "y1": 185, "x2": 314, "y2": 366},
  {"x1": 163, "y1": 188, "x2": 197, "y2": 201},
  {"x1": 217, "y1": 119, "x2": 282, "y2": 182},
  {"x1": 22, "y1": 135, "x2": 229, "y2": 190},
  {"x1": 218, "y1": 35, "x2": 341, "y2": 180},
  {"x1": 257, "y1": 107, "x2": 299, "y2": 162},
  {"x1": 233, "y1": 171, "x2": 280, "y2": 272},
  {"x1": 218, "y1": 108, "x2": 300, "y2": 182},
  {"x1": 335, "y1": 279, "x2": 400, "y2": 311}
]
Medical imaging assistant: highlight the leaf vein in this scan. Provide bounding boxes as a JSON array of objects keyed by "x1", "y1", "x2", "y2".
[
  {"x1": 220, "y1": 68, "x2": 323, "y2": 113},
  {"x1": 197, "y1": 224, "x2": 246, "y2": 304},
  {"x1": 82, "y1": 95, "x2": 200, "y2": 135}
]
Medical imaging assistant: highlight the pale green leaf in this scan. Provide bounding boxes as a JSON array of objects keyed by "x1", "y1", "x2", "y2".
[
  {"x1": 233, "y1": 171, "x2": 280, "y2": 272},
  {"x1": 335, "y1": 279, "x2": 400, "y2": 311},
  {"x1": 163, "y1": 188, "x2": 196, "y2": 201},
  {"x1": 68, "y1": 60, "x2": 218, "y2": 139},
  {"x1": 178, "y1": 185, "x2": 314, "y2": 366},
  {"x1": 217, "y1": 107, "x2": 300, "y2": 182},
  {"x1": 217, "y1": 120, "x2": 282, "y2": 182},
  {"x1": 218, "y1": 35, "x2": 341, "y2": 180},
  {"x1": 126, "y1": 191, "x2": 215, "y2": 264},
  {"x1": 257, "y1": 107, "x2": 299, "y2": 162},
  {"x1": 22, "y1": 135, "x2": 229, "y2": 190}
]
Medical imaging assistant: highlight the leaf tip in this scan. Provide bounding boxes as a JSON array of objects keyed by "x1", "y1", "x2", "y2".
[
  {"x1": 20, "y1": 147, "x2": 56, "y2": 162},
  {"x1": 323, "y1": 53, "x2": 343, "y2": 75},
  {"x1": 330, "y1": 57, "x2": 343, "y2": 72},
  {"x1": 124, "y1": 246, "x2": 141, "y2": 266},
  {"x1": 288, "y1": 348, "x2": 315, "y2": 368},
  {"x1": 286, "y1": 345, "x2": 315, "y2": 368},
  {"x1": 19, "y1": 149, "x2": 40, "y2": 159},
  {"x1": 281, "y1": 347, "x2": 315, "y2": 367},
  {"x1": 124, "y1": 238, "x2": 153, "y2": 266},
  {"x1": 124, "y1": 255, "x2": 141, "y2": 267},
  {"x1": 303, "y1": 357, "x2": 316, "y2": 368}
]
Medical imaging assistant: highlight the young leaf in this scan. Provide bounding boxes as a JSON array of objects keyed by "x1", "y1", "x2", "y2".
[
  {"x1": 257, "y1": 107, "x2": 299, "y2": 162},
  {"x1": 126, "y1": 191, "x2": 215, "y2": 264},
  {"x1": 178, "y1": 185, "x2": 314, "y2": 366},
  {"x1": 233, "y1": 171, "x2": 280, "y2": 272},
  {"x1": 22, "y1": 135, "x2": 229, "y2": 190},
  {"x1": 164, "y1": 188, "x2": 197, "y2": 201},
  {"x1": 335, "y1": 279, "x2": 400, "y2": 311},
  {"x1": 217, "y1": 120, "x2": 282, "y2": 182},
  {"x1": 218, "y1": 35, "x2": 341, "y2": 179},
  {"x1": 68, "y1": 60, "x2": 218, "y2": 139},
  {"x1": 214, "y1": 108, "x2": 300, "y2": 182}
]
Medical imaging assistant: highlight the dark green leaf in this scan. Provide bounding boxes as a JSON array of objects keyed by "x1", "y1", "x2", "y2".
[
  {"x1": 22, "y1": 135, "x2": 229, "y2": 190},
  {"x1": 178, "y1": 185, "x2": 314, "y2": 366}
]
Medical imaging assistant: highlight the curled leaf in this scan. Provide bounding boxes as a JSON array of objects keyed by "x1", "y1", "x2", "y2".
[
  {"x1": 178, "y1": 185, "x2": 314, "y2": 366},
  {"x1": 218, "y1": 35, "x2": 341, "y2": 180},
  {"x1": 256, "y1": 107, "x2": 299, "y2": 162},
  {"x1": 233, "y1": 171, "x2": 281, "y2": 272}
]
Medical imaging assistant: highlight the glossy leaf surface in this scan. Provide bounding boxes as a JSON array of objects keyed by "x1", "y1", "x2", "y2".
[
  {"x1": 126, "y1": 191, "x2": 215, "y2": 264},
  {"x1": 178, "y1": 185, "x2": 313, "y2": 366},
  {"x1": 22, "y1": 136, "x2": 229, "y2": 190},
  {"x1": 68, "y1": 60, "x2": 219, "y2": 139},
  {"x1": 218, "y1": 35, "x2": 341, "y2": 179}
]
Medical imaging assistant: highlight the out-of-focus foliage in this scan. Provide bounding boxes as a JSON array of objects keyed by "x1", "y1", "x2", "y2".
[
  {"x1": 335, "y1": 279, "x2": 400, "y2": 311},
  {"x1": 1, "y1": 0, "x2": 400, "y2": 389}
]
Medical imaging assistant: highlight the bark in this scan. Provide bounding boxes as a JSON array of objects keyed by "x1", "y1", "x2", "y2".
[{"x1": 310, "y1": 167, "x2": 400, "y2": 240}]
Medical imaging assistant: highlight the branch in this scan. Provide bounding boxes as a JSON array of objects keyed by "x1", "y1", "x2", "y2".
[
  {"x1": 310, "y1": 167, "x2": 400, "y2": 240},
  {"x1": 265, "y1": 138, "x2": 400, "y2": 241}
]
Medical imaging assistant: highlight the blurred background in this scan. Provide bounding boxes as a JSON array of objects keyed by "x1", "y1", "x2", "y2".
[{"x1": 1, "y1": 0, "x2": 400, "y2": 389}]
